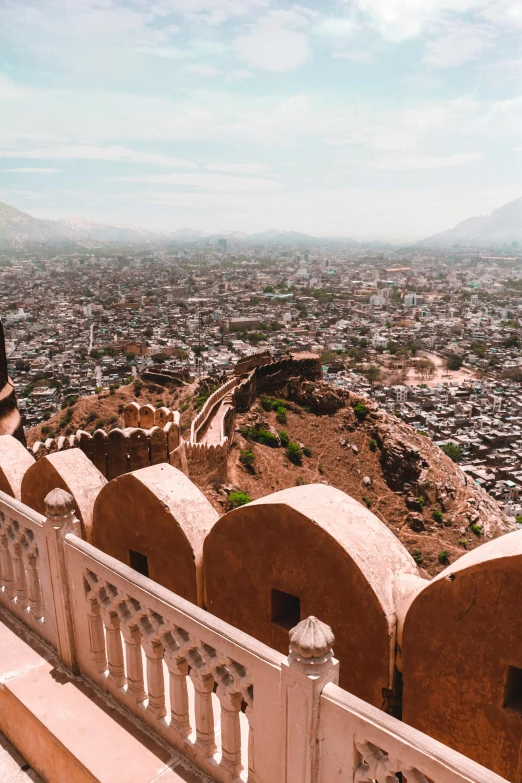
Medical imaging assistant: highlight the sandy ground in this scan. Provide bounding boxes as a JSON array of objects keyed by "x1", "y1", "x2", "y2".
[{"x1": 403, "y1": 351, "x2": 477, "y2": 388}]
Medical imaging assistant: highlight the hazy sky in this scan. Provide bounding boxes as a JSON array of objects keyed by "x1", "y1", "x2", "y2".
[{"x1": 0, "y1": 0, "x2": 521, "y2": 240}]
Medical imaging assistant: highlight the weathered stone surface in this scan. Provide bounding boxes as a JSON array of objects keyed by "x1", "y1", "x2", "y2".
[
  {"x1": 204, "y1": 483, "x2": 418, "y2": 702},
  {"x1": 0, "y1": 434, "x2": 35, "y2": 500}
]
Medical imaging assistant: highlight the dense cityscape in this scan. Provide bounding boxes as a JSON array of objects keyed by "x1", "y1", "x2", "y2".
[{"x1": 2, "y1": 239, "x2": 522, "y2": 518}]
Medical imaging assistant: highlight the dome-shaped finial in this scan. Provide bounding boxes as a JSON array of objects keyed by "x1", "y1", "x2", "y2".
[
  {"x1": 44, "y1": 488, "x2": 74, "y2": 518},
  {"x1": 289, "y1": 616, "x2": 335, "y2": 665}
]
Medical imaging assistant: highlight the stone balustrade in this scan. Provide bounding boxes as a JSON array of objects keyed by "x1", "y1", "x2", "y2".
[{"x1": 0, "y1": 487, "x2": 510, "y2": 783}]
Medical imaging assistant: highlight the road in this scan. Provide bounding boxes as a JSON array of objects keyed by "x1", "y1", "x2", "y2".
[{"x1": 88, "y1": 322, "x2": 94, "y2": 353}]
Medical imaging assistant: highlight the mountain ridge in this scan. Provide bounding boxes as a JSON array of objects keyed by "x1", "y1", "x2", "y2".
[{"x1": 418, "y1": 196, "x2": 522, "y2": 248}]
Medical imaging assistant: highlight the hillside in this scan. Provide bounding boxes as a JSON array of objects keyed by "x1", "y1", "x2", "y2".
[
  {"x1": 199, "y1": 386, "x2": 510, "y2": 577},
  {"x1": 25, "y1": 379, "x2": 511, "y2": 578},
  {"x1": 419, "y1": 196, "x2": 522, "y2": 248},
  {"x1": 0, "y1": 201, "x2": 83, "y2": 247}
]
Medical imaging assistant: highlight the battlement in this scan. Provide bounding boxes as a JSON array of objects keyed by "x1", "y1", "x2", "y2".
[{"x1": 0, "y1": 483, "x2": 509, "y2": 783}]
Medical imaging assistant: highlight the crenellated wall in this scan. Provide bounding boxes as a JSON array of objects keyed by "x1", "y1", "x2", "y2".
[
  {"x1": 190, "y1": 377, "x2": 238, "y2": 444},
  {"x1": 29, "y1": 403, "x2": 181, "y2": 480}
]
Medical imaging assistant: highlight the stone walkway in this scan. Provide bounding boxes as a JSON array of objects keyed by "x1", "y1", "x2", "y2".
[{"x1": 0, "y1": 733, "x2": 43, "y2": 783}]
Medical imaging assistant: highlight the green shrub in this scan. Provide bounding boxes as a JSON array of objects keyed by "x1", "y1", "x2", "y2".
[
  {"x1": 241, "y1": 427, "x2": 279, "y2": 448},
  {"x1": 470, "y1": 523, "x2": 483, "y2": 536},
  {"x1": 318, "y1": 463, "x2": 324, "y2": 475},
  {"x1": 353, "y1": 402, "x2": 368, "y2": 422},
  {"x1": 276, "y1": 406, "x2": 287, "y2": 424},
  {"x1": 412, "y1": 549, "x2": 423, "y2": 564},
  {"x1": 180, "y1": 402, "x2": 189, "y2": 412},
  {"x1": 362, "y1": 495, "x2": 372, "y2": 508},
  {"x1": 441, "y1": 443, "x2": 463, "y2": 463},
  {"x1": 228, "y1": 491, "x2": 252, "y2": 509},
  {"x1": 295, "y1": 476, "x2": 306, "y2": 486},
  {"x1": 41, "y1": 425, "x2": 50, "y2": 437},
  {"x1": 87, "y1": 411, "x2": 97, "y2": 423},
  {"x1": 239, "y1": 449, "x2": 255, "y2": 469},
  {"x1": 279, "y1": 430, "x2": 290, "y2": 447},
  {"x1": 261, "y1": 396, "x2": 273, "y2": 412},
  {"x1": 432, "y1": 509, "x2": 443, "y2": 523},
  {"x1": 438, "y1": 550, "x2": 450, "y2": 565},
  {"x1": 302, "y1": 446, "x2": 312, "y2": 457},
  {"x1": 43, "y1": 411, "x2": 51, "y2": 421},
  {"x1": 369, "y1": 438, "x2": 377, "y2": 451},
  {"x1": 110, "y1": 415, "x2": 118, "y2": 424},
  {"x1": 516, "y1": 515, "x2": 522, "y2": 524},
  {"x1": 95, "y1": 386, "x2": 102, "y2": 394},
  {"x1": 417, "y1": 497, "x2": 425, "y2": 508},
  {"x1": 287, "y1": 442, "x2": 303, "y2": 465},
  {"x1": 94, "y1": 419, "x2": 105, "y2": 430},
  {"x1": 459, "y1": 539, "x2": 468, "y2": 549}
]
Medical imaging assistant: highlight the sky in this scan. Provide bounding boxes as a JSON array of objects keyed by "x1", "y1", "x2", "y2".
[{"x1": 0, "y1": 0, "x2": 521, "y2": 241}]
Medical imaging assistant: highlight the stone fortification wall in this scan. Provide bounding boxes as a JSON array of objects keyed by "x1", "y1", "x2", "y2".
[
  {"x1": 233, "y1": 350, "x2": 273, "y2": 375},
  {"x1": 29, "y1": 403, "x2": 181, "y2": 480},
  {"x1": 190, "y1": 377, "x2": 237, "y2": 444},
  {"x1": 0, "y1": 320, "x2": 25, "y2": 444},
  {"x1": 235, "y1": 352, "x2": 322, "y2": 413}
]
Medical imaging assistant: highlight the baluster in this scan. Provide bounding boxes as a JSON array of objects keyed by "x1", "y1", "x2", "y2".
[
  {"x1": 103, "y1": 610, "x2": 125, "y2": 687},
  {"x1": 190, "y1": 669, "x2": 217, "y2": 758},
  {"x1": 218, "y1": 689, "x2": 243, "y2": 778},
  {"x1": 24, "y1": 550, "x2": 44, "y2": 619},
  {"x1": 246, "y1": 705, "x2": 255, "y2": 783},
  {"x1": 144, "y1": 639, "x2": 166, "y2": 719},
  {"x1": 165, "y1": 656, "x2": 191, "y2": 739},
  {"x1": 12, "y1": 542, "x2": 28, "y2": 608},
  {"x1": 88, "y1": 597, "x2": 108, "y2": 673},
  {"x1": 0, "y1": 532, "x2": 15, "y2": 598},
  {"x1": 122, "y1": 624, "x2": 146, "y2": 703}
]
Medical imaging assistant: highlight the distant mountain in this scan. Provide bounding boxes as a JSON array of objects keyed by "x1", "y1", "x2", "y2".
[
  {"x1": 419, "y1": 197, "x2": 522, "y2": 248},
  {"x1": 0, "y1": 200, "x2": 361, "y2": 248},
  {"x1": 0, "y1": 201, "x2": 83, "y2": 246}
]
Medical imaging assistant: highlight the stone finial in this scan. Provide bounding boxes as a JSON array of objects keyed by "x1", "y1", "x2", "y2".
[
  {"x1": 289, "y1": 616, "x2": 335, "y2": 665},
  {"x1": 44, "y1": 488, "x2": 75, "y2": 519}
]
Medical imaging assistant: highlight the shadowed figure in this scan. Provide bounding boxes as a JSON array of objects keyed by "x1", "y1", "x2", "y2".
[{"x1": 0, "y1": 319, "x2": 7, "y2": 388}]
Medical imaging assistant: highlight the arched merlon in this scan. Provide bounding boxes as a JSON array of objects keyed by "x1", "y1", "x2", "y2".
[
  {"x1": 92, "y1": 463, "x2": 219, "y2": 607},
  {"x1": 204, "y1": 484, "x2": 417, "y2": 704}
]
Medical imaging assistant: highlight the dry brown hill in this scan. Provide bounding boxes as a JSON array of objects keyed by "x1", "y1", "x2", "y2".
[
  {"x1": 26, "y1": 378, "x2": 511, "y2": 578},
  {"x1": 197, "y1": 385, "x2": 511, "y2": 577}
]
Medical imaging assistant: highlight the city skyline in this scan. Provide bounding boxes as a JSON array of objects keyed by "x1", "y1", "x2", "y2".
[{"x1": 1, "y1": 0, "x2": 521, "y2": 241}]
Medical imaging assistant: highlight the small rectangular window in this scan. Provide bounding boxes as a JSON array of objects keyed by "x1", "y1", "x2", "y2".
[
  {"x1": 504, "y1": 666, "x2": 522, "y2": 713},
  {"x1": 271, "y1": 588, "x2": 300, "y2": 630},
  {"x1": 129, "y1": 549, "x2": 149, "y2": 578}
]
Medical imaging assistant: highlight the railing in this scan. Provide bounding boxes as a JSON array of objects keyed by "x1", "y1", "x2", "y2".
[
  {"x1": 65, "y1": 533, "x2": 285, "y2": 783},
  {"x1": 0, "y1": 488, "x2": 510, "y2": 783},
  {"x1": 319, "y1": 683, "x2": 506, "y2": 783},
  {"x1": 0, "y1": 490, "x2": 58, "y2": 649}
]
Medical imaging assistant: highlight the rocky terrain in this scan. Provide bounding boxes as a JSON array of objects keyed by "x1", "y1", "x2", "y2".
[
  {"x1": 419, "y1": 195, "x2": 522, "y2": 247},
  {"x1": 26, "y1": 377, "x2": 512, "y2": 577},
  {"x1": 200, "y1": 383, "x2": 511, "y2": 577}
]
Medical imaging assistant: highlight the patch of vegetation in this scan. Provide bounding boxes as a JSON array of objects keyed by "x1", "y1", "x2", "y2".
[
  {"x1": 286, "y1": 441, "x2": 303, "y2": 465},
  {"x1": 417, "y1": 497, "x2": 425, "y2": 508},
  {"x1": 432, "y1": 509, "x2": 443, "y2": 523},
  {"x1": 459, "y1": 539, "x2": 468, "y2": 549},
  {"x1": 240, "y1": 427, "x2": 279, "y2": 448},
  {"x1": 369, "y1": 438, "x2": 377, "y2": 451},
  {"x1": 446, "y1": 354, "x2": 463, "y2": 371},
  {"x1": 302, "y1": 446, "x2": 312, "y2": 458},
  {"x1": 228, "y1": 491, "x2": 252, "y2": 509},
  {"x1": 239, "y1": 449, "x2": 255, "y2": 470},
  {"x1": 438, "y1": 550, "x2": 450, "y2": 565},
  {"x1": 362, "y1": 495, "x2": 372, "y2": 508},
  {"x1": 352, "y1": 402, "x2": 368, "y2": 422},
  {"x1": 94, "y1": 419, "x2": 105, "y2": 430},
  {"x1": 278, "y1": 430, "x2": 290, "y2": 447},
  {"x1": 470, "y1": 523, "x2": 483, "y2": 536},
  {"x1": 412, "y1": 549, "x2": 423, "y2": 564},
  {"x1": 276, "y1": 407, "x2": 287, "y2": 424},
  {"x1": 441, "y1": 443, "x2": 463, "y2": 463}
]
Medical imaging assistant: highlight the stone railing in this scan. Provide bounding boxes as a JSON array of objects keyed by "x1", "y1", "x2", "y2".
[
  {"x1": 190, "y1": 377, "x2": 238, "y2": 444},
  {"x1": 0, "y1": 489, "x2": 509, "y2": 783}
]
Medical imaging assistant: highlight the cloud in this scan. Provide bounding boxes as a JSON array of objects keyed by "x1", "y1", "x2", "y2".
[
  {"x1": 183, "y1": 63, "x2": 221, "y2": 77},
  {"x1": 423, "y1": 22, "x2": 495, "y2": 68},
  {"x1": 0, "y1": 144, "x2": 195, "y2": 168},
  {"x1": 235, "y1": 14, "x2": 311, "y2": 72},
  {"x1": 369, "y1": 152, "x2": 482, "y2": 170},
  {"x1": 206, "y1": 162, "x2": 269, "y2": 173},
  {"x1": 111, "y1": 172, "x2": 283, "y2": 192},
  {"x1": 347, "y1": 0, "x2": 487, "y2": 40},
  {"x1": 332, "y1": 51, "x2": 374, "y2": 61},
  {"x1": 319, "y1": 17, "x2": 360, "y2": 36},
  {"x1": 2, "y1": 167, "x2": 61, "y2": 174}
]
